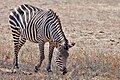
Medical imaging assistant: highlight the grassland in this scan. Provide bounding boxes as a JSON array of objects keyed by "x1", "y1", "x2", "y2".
[{"x1": 0, "y1": 0, "x2": 120, "y2": 80}]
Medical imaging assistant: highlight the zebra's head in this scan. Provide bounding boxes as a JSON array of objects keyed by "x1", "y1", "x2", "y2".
[{"x1": 55, "y1": 41, "x2": 75, "y2": 75}]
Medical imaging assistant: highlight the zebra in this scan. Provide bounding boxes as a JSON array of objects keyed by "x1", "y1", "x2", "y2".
[{"x1": 9, "y1": 4, "x2": 75, "y2": 75}]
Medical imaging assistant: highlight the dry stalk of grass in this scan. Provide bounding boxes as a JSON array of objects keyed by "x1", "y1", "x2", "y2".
[{"x1": 65, "y1": 52, "x2": 120, "y2": 79}]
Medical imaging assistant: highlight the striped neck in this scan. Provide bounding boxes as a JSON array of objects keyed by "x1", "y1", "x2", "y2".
[
  {"x1": 47, "y1": 9, "x2": 67, "y2": 44},
  {"x1": 50, "y1": 27, "x2": 67, "y2": 44}
]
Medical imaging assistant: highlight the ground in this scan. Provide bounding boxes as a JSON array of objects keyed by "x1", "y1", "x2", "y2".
[{"x1": 0, "y1": 0, "x2": 120, "y2": 80}]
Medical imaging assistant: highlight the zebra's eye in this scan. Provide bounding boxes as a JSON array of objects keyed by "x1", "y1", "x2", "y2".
[
  {"x1": 59, "y1": 55, "x2": 62, "y2": 57},
  {"x1": 63, "y1": 45, "x2": 68, "y2": 50}
]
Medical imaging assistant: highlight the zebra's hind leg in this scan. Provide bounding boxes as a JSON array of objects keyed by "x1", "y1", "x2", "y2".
[
  {"x1": 13, "y1": 44, "x2": 19, "y2": 69},
  {"x1": 11, "y1": 28, "x2": 20, "y2": 69},
  {"x1": 47, "y1": 43, "x2": 54, "y2": 72},
  {"x1": 12, "y1": 37, "x2": 26, "y2": 72},
  {"x1": 12, "y1": 29, "x2": 26, "y2": 72},
  {"x1": 34, "y1": 42, "x2": 45, "y2": 72}
]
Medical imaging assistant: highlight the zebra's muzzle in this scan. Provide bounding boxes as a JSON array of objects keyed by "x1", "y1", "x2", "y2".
[
  {"x1": 60, "y1": 67, "x2": 67, "y2": 75},
  {"x1": 63, "y1": 70, "x2": 67, "y2": 75}
]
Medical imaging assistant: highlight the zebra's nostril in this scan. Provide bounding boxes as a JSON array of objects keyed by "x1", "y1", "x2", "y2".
[
  {"x1": 63, "y1": 70, "x2": 67, "y2": 75},
  {"x1": 63, "y1": 71, "x2": 67, "y2": 75},
  {"x1": 61, "y1": 67, "x2": 67, "y2": 75}
]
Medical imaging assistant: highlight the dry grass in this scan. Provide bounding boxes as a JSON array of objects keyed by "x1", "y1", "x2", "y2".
[
  {"x1": 0, "y1": 52, "x2": 120, "y2": 80},
  {"x1": 65, "y1": 52, "x2": 120, "y2": 80},
  {"x1": 0, "y1": 0, "x2": 120, "y2": 80}
]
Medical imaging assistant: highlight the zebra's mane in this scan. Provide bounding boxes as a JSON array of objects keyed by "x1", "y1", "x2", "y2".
[{"x1": 48, "y1": 9, "x2": 68, "y2": 44}]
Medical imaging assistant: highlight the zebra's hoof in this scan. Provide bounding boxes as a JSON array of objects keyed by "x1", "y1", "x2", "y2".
[
  {"x1": 16, "y1": 66, "x2": 19, "y2": 69},
  {"x1": 11, "y1": 65, "x2": 19, "y2": 73},
  {"x1": 47, "y1": 69, "x2": 52, "y2": 73},
  {"x1": 13, "y1": 63, "x2": 19, "y2": 68},
  {"x1": 34, "y1": 66, "x2": 39, "y2": 72},
  {"x1": 11, "y1": 69, "x2": 16, "y2": 73},
  {"x1": 47, "y1": 67, "x2": 52, "y2": 73}
]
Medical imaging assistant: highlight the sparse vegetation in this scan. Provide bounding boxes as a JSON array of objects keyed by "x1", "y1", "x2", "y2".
[{"x1": 0, "y1": 0, "x2": 120, "y2": 80}]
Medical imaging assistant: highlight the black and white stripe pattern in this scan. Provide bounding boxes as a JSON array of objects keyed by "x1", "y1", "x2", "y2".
[{"x1": 9, "y1": 4, "x2": 75, "y2": 74}]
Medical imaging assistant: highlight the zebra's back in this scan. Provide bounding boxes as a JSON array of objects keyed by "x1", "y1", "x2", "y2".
[
  {"x1": 9, "y1": 4, "x2": 43, "y2": 29},
  {"x1": 9, "y1": 4, "x2": 66, "y2": 43},
  {"x1": 23, "y1": 11, "x2": 49, "y2": 42}
]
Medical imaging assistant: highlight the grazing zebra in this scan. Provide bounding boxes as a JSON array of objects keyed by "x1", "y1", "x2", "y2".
[{"x1": 9, "y1": 4, "x2": 75, "y2": 75}]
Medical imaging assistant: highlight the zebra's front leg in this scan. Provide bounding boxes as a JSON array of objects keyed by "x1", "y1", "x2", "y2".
[
  {"x1": 34, "y1": 42, "x2": 45, "y2": 72},
  {"x1": 47, "y1": 43, "x2": 54, "y2": 72}
]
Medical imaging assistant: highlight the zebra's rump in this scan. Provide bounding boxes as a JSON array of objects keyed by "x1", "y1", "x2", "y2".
[
  {"x1": 9, "y1": 4, "x2": 44, "y2": 43},
  {"x1": 9, "y1": 4, "x2": 43, "y2": 29}
]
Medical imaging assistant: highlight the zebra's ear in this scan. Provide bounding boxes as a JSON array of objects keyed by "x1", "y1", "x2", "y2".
[
  {"x1": 57, "y1": 43, "x2": 69, "y2": 50},
  {"x1": 63, "y1": 44, "x2": 69, "y2": 50},
  {"x1": 68, "y1": 42, "x2": 75, "y2": 48},
  {"x1": 49, "y1": 9, "x2": 54, "y2": 12}
]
